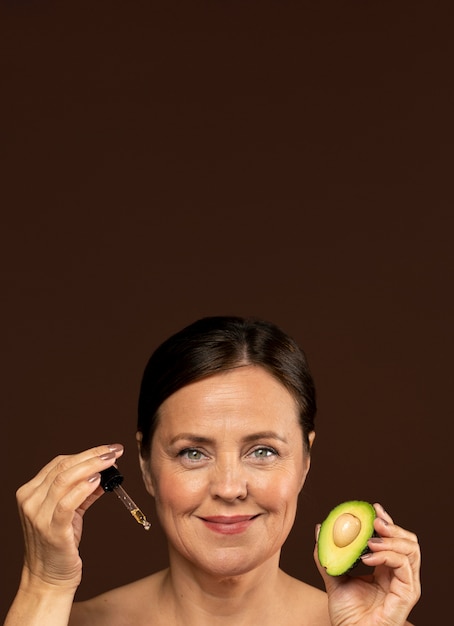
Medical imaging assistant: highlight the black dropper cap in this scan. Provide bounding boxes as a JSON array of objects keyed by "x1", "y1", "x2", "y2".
[{"x1": 100, "y1": 466, "x2": 124, "y2": 492}]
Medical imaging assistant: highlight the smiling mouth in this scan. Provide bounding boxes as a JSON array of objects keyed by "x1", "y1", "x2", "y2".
[{"x1": 199, "y1": 515, "x2": 260, "y2": 535}]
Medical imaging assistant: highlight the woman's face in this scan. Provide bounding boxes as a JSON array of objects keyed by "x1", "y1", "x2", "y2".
[{"x1": 139, "y1": 365, "x2": 313, "y2": 578}]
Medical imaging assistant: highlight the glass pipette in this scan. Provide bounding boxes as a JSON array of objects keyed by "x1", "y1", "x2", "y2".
[{"x1": 100, "y1": 466, "x2": 151, "y2": 530}]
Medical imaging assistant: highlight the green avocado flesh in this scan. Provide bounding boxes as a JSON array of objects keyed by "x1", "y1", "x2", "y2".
[{"x1": 318, "y1": 500, "x2": 376, "y2": 576}]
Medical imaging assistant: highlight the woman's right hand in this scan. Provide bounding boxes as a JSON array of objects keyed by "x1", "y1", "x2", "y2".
[{"x1": 16, "y1": 443, "x2": 124, "y2": 592}]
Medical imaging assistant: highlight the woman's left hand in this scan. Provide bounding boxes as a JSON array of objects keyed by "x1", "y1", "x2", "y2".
[{"x1": 314, "y1": 503, "x2": 421, "y2": 626}]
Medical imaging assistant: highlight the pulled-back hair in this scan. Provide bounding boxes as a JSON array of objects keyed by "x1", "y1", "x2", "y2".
[{"x1": 137, "y1": 316, "x2": 316, "y2": 458}]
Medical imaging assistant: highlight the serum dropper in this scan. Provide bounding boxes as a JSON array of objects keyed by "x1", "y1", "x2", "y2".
[{"x1": 100, "y1": 466, "x2": 151, "y2": 530}]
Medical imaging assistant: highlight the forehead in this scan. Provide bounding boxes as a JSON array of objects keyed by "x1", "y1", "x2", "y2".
[{"x1": 156, "y1": 365, "x2": 300, "y2": 433}]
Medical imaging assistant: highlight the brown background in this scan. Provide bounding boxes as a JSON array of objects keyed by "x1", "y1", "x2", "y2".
[{"x1": 1, "y1": 1, "x2": 452, "y2": 623}]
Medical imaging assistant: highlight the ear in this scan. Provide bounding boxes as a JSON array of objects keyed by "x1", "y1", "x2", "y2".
[
  {"x1": 136, "y1": 431, "x2": 155, "y2": 497},
  {"x1": 299, "y1": 431, "x2": 316, "y2": 492},
  {"x1": 308, "y1": 430, "x2": 316, "y2": 450}
]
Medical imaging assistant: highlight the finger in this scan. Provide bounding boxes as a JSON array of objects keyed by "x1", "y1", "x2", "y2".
[
  {"x1": 21, "y1": 444, "x2": 124, "y2": 488},
  {"x1": 367, "y1": 535, "x2": 421, "y2": 570},
  {"x1": 374, "y1": 502, "x2": 394, "y2": 525},
  {"x1": 362, "y1": 529, "x2": 421, "y2": 600},
  {"x1": 18, "y1": 445, "x2": 125, "y2": 528},
  {"x1": 373, "y1": 514, "x2": 418, "y2": 545},
  {"x1": 37, "y1": 449, "x2": 124, "y2": 520},
  {"x1": 18, "y1": 444, "x2": 124, "y2": 501},
  {"x1": 361, "y1": 547, "x2": 418, "y2": 585},
  {"x1": 371, "y1": 513, "x2": 421, "y2": 575}
]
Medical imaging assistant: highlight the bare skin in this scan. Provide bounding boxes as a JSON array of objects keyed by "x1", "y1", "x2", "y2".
[
  {"x1": 69, "y1": 566, "x2": 331, "y2": 626},
  {"x1": 5, "y1": 366, "x2": 420, "y2": 625}
]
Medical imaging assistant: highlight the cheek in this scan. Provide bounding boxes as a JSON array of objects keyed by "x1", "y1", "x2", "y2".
[
  {"x1": 272, "y1": 480, "x2": 300, "y2": 509},
  {"x1": 151, "y1": 466, "x2": 207, "y2": 510},
  {"x1": 252, "y1": 468, "x2": 303, "y2": 511}
]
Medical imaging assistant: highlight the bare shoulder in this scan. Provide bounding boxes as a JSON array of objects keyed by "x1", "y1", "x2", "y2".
[
  {"x1": 69, "y1": 570, "x2": 166, "y2": 626},
  {"x1": 279, "y1": 571, "x2": 331, "y2": 625}
]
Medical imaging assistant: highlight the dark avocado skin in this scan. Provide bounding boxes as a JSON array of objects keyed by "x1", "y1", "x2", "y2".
[{"x1": 317, "y1": 500, "x2": 377, "y2": 576}]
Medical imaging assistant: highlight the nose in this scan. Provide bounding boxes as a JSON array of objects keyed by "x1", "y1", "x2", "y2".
[{"x1": 209, "y1": 455, "x2": 248, "y2": 502}]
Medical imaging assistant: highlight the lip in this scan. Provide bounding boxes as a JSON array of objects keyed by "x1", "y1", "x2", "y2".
[{"x1": 199, "y1": 515, "x2": 259, "y2": 535}]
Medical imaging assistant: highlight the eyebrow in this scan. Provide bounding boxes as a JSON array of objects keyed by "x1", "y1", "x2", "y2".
[{"x1": 168, "y1": 431, "x2": 289, "y2": 446}]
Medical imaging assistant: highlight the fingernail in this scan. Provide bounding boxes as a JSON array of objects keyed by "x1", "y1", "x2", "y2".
[
  {"x1": 361, "y1": 552, "x2": 373, "y2": 560},
  {"x1": 369, "y1": 537, "x2": 384, "y2": 543},
  {"x1": 379, "y1": 517, "x2": 389, "y2": 526},
  {"x1": 315, "y1": 523, "x2": 321, "y2": 542},
  {"x1": 108, "y1": 444, "x2": 124, "y2": 453},
  {"x1": 100, "y1": 451, "x2": 116, "y2": 461},
  {"x1": 88, "y1": 473, "x2": 100, "y2": 483}
]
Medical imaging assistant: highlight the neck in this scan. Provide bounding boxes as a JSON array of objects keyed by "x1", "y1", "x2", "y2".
[{"x1": 160, "y1": 549, "x2": 286, "y2": 625}]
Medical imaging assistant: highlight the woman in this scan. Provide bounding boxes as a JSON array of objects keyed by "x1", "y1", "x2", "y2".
[{"x1": 5, "y1": 316, "x2": 421, "y2": 625}]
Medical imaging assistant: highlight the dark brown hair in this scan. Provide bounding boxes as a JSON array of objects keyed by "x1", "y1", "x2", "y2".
[{"x1": 137, "y1": 316, "x2": 316, "y2": 458}]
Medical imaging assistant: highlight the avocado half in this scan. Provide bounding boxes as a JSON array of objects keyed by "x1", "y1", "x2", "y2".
[{"x1": 318, "y1": 500, "x2": 376, "y2": 576}]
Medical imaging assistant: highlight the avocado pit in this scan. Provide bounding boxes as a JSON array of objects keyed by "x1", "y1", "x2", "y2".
[{"x1": 332, "y1": 513, "x2": 361, "y2": 547}]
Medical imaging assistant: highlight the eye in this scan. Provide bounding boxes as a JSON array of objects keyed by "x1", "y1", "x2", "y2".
[
  {"x1": 178, "y1": 448, "x2": 207, "y2": 462},
  {"x1": 250, "y1": 446, "x2": 278, "y2": 460}
]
